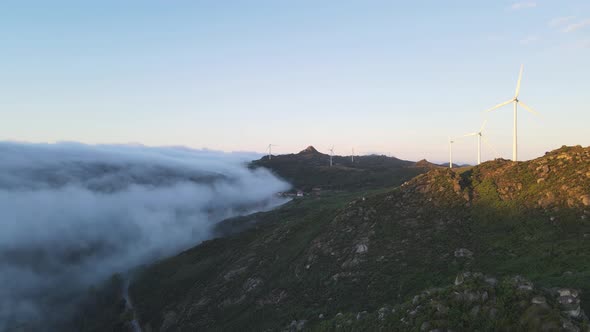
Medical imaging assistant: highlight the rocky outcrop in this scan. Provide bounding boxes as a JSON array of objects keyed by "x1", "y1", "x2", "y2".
[
  {"x1": 319, "y1": 273, "x2": 589, "y2": 331},
  {"x1": 414, "y1": 159, "x2": 441, "y2": 169},
  {"x1": 299, "y1": 146, "x2": 320, "y2": 155},
  {"x1": 454, "y1": 248, "x2": 474, "y2": 259},
  {"x1": 555, "y1": 288, "x2": 584, "y2": 319}
]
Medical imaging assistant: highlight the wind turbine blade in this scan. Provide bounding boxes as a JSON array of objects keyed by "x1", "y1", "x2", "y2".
[
  {"x1": 482, "y1": 136, "x2": 500, "y2": 159},
  {"x1": 463, "y1": 132, "x2": 478, "y2": 137},
  {"x1": 519, "y1": 101, "x2": 540, "y2": 117},
  {"x1": 480, "y1": 118, "x2": 489, "y2": 132},
  {"x1": 485, "y1": 99, "x2": 514, "y2": 113},
  {"x1": 515, "y1": 64, "x2": 524, "y2": 97}
]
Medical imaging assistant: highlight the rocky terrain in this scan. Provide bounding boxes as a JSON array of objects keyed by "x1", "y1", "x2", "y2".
[
  {"x1": 77, "y1": 145, "x2": 590, "y2": 331},
  {"x1": 317, "y1": 272, "x2": 588, "y2": 331}
]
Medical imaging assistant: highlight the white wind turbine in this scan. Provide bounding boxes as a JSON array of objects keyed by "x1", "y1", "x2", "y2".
[
  {"x1": 267, "y1": 144, "x2": 277, "y2": 160},
  {"x1": 351, "y1": 147, "x2": 355, "y2": 163},
  {"x1": 484, "y1": 65, "x2": 539, "y2": 161},
  {"x1": 328, "y1": 146, "x2": 334, "y2": 167},
  {"x1": 449, "y1": 137, "x2": 455, "y2": 169},
  {"x1": 462, "y1": 119, "x2": 499, "y2": 165}
]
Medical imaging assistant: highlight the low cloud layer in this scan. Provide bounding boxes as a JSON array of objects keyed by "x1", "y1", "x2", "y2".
[
  {"x1": 510, "y1": 1, "x2": 537, "y2": 10},
  {"x1": 0, "y1": 142, "x2": 289, "y2": 330}
]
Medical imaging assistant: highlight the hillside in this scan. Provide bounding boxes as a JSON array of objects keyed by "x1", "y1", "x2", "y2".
[
  {"x1": 250, "y1": 146, "x2": 433, "y2": 191},
  {"x1": 81, "y1": 146, "x2": 590, "y2": 331}
]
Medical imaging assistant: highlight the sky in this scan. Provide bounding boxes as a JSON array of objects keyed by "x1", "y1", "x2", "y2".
[{"x1": 1, "y1": 0, "x2": 589, "y2": 164}]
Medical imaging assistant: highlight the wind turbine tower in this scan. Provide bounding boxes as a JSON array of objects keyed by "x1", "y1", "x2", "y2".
[
  {"x1": 485, "y1": 65, "x2": 539, "y2": 162},
  {"x1": 351, "y1": 148, "x2": 355, "y2": 163},
  {"x1": 449, "y1": 137, "x2": 454, "y2": 169},
  {"x1": 267, "y1": 144, "x2": 276, "y2": 160},
  {"x1": 329, "y1": 146, "x2": 334, "y2": 167}
]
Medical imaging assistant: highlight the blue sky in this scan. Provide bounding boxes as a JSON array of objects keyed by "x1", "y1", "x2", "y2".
[{"x1": 1, "y1": 1, "x2": 589, "y2": 163}]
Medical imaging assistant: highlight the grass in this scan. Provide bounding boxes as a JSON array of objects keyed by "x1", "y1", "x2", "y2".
[{"x1": 128, "y1": 190, "x2": 381, "y2": 331}]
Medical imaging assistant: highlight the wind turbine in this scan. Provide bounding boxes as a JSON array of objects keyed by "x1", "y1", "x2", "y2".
[
  {"x1": 448, "y1": 137, "x2": 455, "y2": 169},
  {"x1": 267, "y1": 144, "x2": 277, "y2": 160},
  {"x1": 351, "y1": 148, "x2": 355, "y2": 163},
  {"x1": 485, "y1": 65, "x2": 539, "y2": 161},
  {"x1": 463, "y1": 119, "x2": 496, "y2": 165},
  {"x1": 328, "y1": 146, "x2": 334, "y2": 167}
]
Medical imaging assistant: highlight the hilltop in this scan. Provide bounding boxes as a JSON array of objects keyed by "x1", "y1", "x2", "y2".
[
  {"x1": 78, "y1": 146, "x2": 590, "y2": 331},
  {"x1": 251, "y1": 145, "x2": 435, "y2": 191}
]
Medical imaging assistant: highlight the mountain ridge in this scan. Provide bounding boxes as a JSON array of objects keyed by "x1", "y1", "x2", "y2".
[
  {"x1": 252, "y1": 145, "x2": 433, "y2": 192},
  {"x1": 77, "y1": 145, "x2": 590, "y2": 331}
]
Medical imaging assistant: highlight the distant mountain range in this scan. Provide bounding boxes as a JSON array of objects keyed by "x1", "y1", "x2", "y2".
[{"x1": 251, "y1": 145, "x2": 442, "y2": 191}]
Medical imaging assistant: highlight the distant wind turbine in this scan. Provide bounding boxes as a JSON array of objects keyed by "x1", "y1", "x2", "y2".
[
  {"x1": 449, "y1": 137, "x2": 455, "y2": 169},
  {"x1": 351, "y1": 148, "x2": 355, "y2": 163},
  {"x1": 267, "y1": 144, "x2": 277, "y2": 160},
  {"x1": 485, "y1": 65, "x2": 539, "y2": 161},
  {"x1": 329, "y1": 146, "x2": 334, "y2": 167},
  {"x1": 463, "y1": 119, "x2": 499, "y2": 165}
]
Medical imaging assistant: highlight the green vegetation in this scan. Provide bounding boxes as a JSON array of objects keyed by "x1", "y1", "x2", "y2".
[
  {"x1": 81, "y1": 145, "x2": 590, "y2": 331},
  {"x1": 129, "y1": 190, "x2": 392, "y2": 331}
]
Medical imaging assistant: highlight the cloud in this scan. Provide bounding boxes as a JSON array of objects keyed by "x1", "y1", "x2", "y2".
[
  {"x1": 510, "y1": 1, "x2": 537, "y2": 10},
  {"x1": 549, "y1": 16, "x2": 576, "y2": 27},
  {"x1": 520, "y1": 35, "x2": 540, "y2": 45},
  {"x1": 562, "y1": 19, "x2": 590, "y2": 33},
  {"x1": 0, "y1": 142, "x2": 290, "y2": 330}
]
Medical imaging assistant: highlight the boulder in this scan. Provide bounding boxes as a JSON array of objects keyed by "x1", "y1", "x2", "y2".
[
  {"x1": 355, "y1": 243, "x2": 368, "y2": 254},
  {"x1": 420, "y1": 321, "x2": 431, "y2": 331},
  {"x1": 454, "y1": 273, "x2": 465, "y2": 286},
  {"x1": 356, "y1": 311, "x2": 368, "y2": 320},
  {"x1": 454, "y1": 248, "x2": 474, "y2": 259},
  {"x1": 289, "y1": 319, "x2": 307, "y2": 331},
  {"x1": 518, "y1": 282, "x2": 534, "y2": 291},
  {"x1": 557, "y1": 288, "x2": 579, "y2": 297},
  {"x1": 511, "y1": 276, "x2": 534, "y2": 291},
  {"x1": 377, "y1": 306, "x2": 390, "y2": 321},
  {"x1": 243, "y1": 277, "x2": 263, "y2": 292},
  {"x1": 484, "y1": 276, "x2": 498, "y2": 286}
]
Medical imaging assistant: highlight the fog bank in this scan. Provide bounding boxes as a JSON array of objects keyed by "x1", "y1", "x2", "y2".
[{"x1": 0, "y1": 142, "x2": 289, "y2": 331}]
